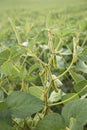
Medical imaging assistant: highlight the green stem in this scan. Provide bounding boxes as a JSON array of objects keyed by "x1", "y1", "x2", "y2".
[
  {"x1": 56, "y1": 38, "x2": 62, "y2": 51},
  {"x1": 48, "y1": 85, "x2": 87, "y2": 107},
  {"x1": 52, "y1": 57, "x2": 74, "y2": 82},
  {"x1": 8, "y1": 17, "x2": 21, "y2": 45},
  {"x1": 58, "y1": 58, "x2": 74, "y2": 78}
]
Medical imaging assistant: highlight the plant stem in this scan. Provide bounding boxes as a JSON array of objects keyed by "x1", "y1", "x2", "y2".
[
  {"x1": 8, "y1": 17, "x2": 21, "y2": 46},
  {"x1": 48, "y1": 85, "x2": 87, "y2": 107}
]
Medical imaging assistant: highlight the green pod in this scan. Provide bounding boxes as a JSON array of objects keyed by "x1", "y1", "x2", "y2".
[{"x1": 52, "y1": 75, "x2": 63, "y2": 88}]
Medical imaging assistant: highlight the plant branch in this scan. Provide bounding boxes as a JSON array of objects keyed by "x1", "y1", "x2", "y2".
[{"x1": 48, "y1": 85, "x2": 87, "y2": 107}]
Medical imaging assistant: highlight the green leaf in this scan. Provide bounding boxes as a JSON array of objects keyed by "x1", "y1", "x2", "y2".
[
  {"x1": 0, "y1": 119, "x2": 13, "y2": 130},
  {"x1": 74, "y1": 80, "x2": 87, "y2": 96},
  {"x1": 10, "y1": 46, "x2": 26, "y2": 60},
  {"x1": 60, "y1": 28, "x2": 75, "y2": 36},
  {"x1": 18, "y1": 67, "x2": 27, "y2": 79},
  {"x1": 69, "y1": 69, "x2": 85, "y2": 83},
  {"x1": 0, "y1": 49, "x2": 10, "y2": 65},
  {"x1": 0, "y1": 102, "x2": 7, "y2": 111},
  {"x1": 1, "y1": 62, "x2": 13, "y2": 75},
  {"x1": 62, "y1": 93, "x2": 79, "y2": 104},
  {"x1": 1, "y1": 61, "x2": 20, "y2": 76},
  {"x1": 0, "y1": 109, "x2": 11, "y2": 125},
  {"x1": 35, "y1": 113, "x2": 65, "y2": 130},
  {"x1": 6, "y1": 91, "x2": 44, "y2": 118},
  {"x1": 0, "y1": 90, "x2": 4, "y2": 101},
  {"x1": 78, "y1": 47, "x2": 87, "y2": 62},
  {"x1": 76, "y1": 60, "x2": 87, "y2": 73},
  {"x1": 0, "y1": 103, "x2": 12, "y2": 127},
  {"x1": 29, "y1": 64, "x2": 40, "y2": 74},
  {"x1": 59, "y1": 48, "x2": 72, "y2": 55},
  {"x1": 29, "y1": 86, "x2": 44, "y2": 100},
  {"x1": 56, "y1": 56, "x2": 65, "y2": 70},
  {"x1": 49, "y1": 89, "x2": 64, "y2": 103},
  {"x1": 62, "y1": 99, "x2": 87, "y2": 130},
  {"x1": 69, "y1": 117, "x2": 81, "y2": 130}
]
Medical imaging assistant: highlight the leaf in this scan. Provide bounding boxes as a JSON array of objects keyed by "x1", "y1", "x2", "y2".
[
  {"x1": 35, "y1": 113, "x2": 65, "y2": 130},
  {"x1": 56, "y1": 56, "x2": 65, "y2": 70},
  {"x1": 76, "y1": 60, "x2": 87, "y2": 73},
  {"x1": 0, "y1": 103, "x2": 12, "y2": 129},
  {"x1": 1, "y1": 61, "x2": 20, "y2": 76},
  {"x1": 74, "y1": 80, "x2": 87, "y2": 96},
  {"x1": 59, "y1": 48, "x2": 72, "y2": 55},
  {"x1": 0, "y1": 119, "x2": 13, "y2": 130},
  {"x1": 10, "y1": 46, "x2": 26, "y2": 60},
  {"x1": 62, "y1": 93, "x2": 79, "y2": 104},
  {"x1": 1, "y1": 62, "x2": 13, "y2": 75},
  {"x1": 0, "y1": 49, "x2": 10, "y2": 65},
  {"x1": 78, "y1": 47, "x2": 87, "y2": 62},
  {"x1": 0, "y1": 90, "x2": 4, "y2": 101},
  {"x1": 0, "y1": 102, "x2": 7, "y2": 111},
  {"x1": 18, "y1": 67, "x2": 27, "y2": 79},
  {"x1": 49, "y1": 89, "x2": 64, "y2": 103},
  {"x1": 0, "y1": 109, "x2": 11, "y2": 125},
  {"x1": 29, "y1": 86, "x2": 44, "y2": 100},
  {"x1": 60, "y1": 28, "x2": 75, "y2": 36},
  {"x1": 69, "y1": 69, "x2": 85, "y2": 83},
  {"x1": 69, "y1": 117, "x2": 81, "y2": 130},
  {"x1": 29, "y1": 64, "x2": 40, "y2": 74},
  {"x1": 6, "y1": 91, "x2": 44, "y2": 118},
  {"x1": 62, "y1": 99, "x2": 87, "y2": 130}
]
